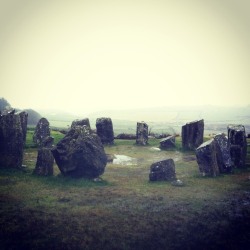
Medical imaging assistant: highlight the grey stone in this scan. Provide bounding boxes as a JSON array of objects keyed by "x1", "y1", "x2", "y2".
[
  {"x1": 33, "y1": 148, "x2": 54, "y2": 176},
  {"x1": 0, "y1": 111, "x2": 28, "y2": 168},
  {"x1": 214, "y1": 133, "x2": 233, "y2": 173},
  {"x1": 136, "y1": 121, "x2": 148, "y2": 145},
  {"x1": 182, "y1": 119, "x2": 204, "y2": 150},
  {"x1": 51, "y1": 125, "x2": 107, "y2": 178},
  {"x1": 96, "y1": 117, "x2": 114, "y2": 144},
  {"x1": 33, "y1": 118, "x2": 50, "y2": 147},
  {"x1": 160, "y1": 135, "x2": 175, "y2": 149},
  {"x1": 196, "y1": 139, "x2": 220, "y2": 176},
  {"x1": 71, "y1": 118, "x2": 90, "y2": 129},
  {"x1": 149, "y1": 159, "x2": 176, "y2": 181},
  {"x1": 115, "y1": 133, "x2": 136, "y2": 140},
  {"x1": 228, "y1": 125, "x2": 247, "y2": 168}
]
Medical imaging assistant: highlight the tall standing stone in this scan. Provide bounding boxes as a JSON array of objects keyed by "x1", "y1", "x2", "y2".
[
  {"x1": 182, "y1": 119, "x2": 204, "y2": 150},
  {"x1": 0, "y1": 111, "x2": 28, "y2": 168},
  {"x1": 214, "y1": 133, "x2": 233, "y2": 173},
  {"x1": 228, "y1": 125, "x2": 247, "y2": 168},
  {"x1": 196, "y1": 139, "x2": 220, "y2": 177},
  {"x1": 136, "y1": 121, "x2": 148, "y2": 145},
  {"x1": 33, "y1": 118, "x2": 50, "y2": 146},
  {"x1": 96, "y1": 117, "x2": 114, "y2": 144},
  {"x1": 71, "y1": 118, "x2": 90, "y2": 129}
]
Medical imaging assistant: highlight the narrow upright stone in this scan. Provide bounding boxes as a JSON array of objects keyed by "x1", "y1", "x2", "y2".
[
  {"x1": 96, "y1": 117, "x2": 114, "y2": 144},
  {"x1": 33, "y1": 118, "x2": 50, "y2": 147},
  {"x1": 182, "y1": 119, "x2": 204, "y2": 150},
  {"x1": 136, "y1": 122, "x2": 148, "y2": 145},
  {"x1": 228, "y1": 125, "x2": 247, "y2": 168}
]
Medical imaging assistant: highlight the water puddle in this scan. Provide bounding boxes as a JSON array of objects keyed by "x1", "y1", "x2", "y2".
[{"x1": 112, "y1": 154, "x2": 137, "y2": 166}]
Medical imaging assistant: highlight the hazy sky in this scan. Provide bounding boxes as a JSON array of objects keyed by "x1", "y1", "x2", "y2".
[{"x1": 0, "y1": 0, "x2": 250, "y2": 114}]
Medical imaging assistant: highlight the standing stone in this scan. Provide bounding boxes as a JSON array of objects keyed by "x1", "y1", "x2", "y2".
[
  {"x1": 96, "y1": 117, "x2": 114, "y2": 144},
  {"x1": 51, "y1": 125, "x2": 107, "y2": 178},
  {"x1": 228, "y1": 125, "x2": 247, "y2": 168},
  {"x1": 136, "y1": 122, "x2": 148, "y2": 145},
  {"x1": 71, "y1": 118, "x2": 90, "y2": 129},
  {"x1": 196, "y1": 139, "x2": 220, "y2": 176},
  {"x1": 33, "y1": 118, "x2": 50, "y2": 146},
  {"x1": 0, "y1": 111, "x2": 28, "y2": 168},
  {"x1": 182, "y1": 119, "x2": 204, "y2": 150},
  {"x1": 149, "y1": 159, "x2": 176, "y2": 181},
  {"x1": 33, "y1": 147, "x2": 54, "y2": 176},
  {"x1": 160, "y1": 135, "x2": 176, "y2": 149},
  {"x1": 214, "y1": 133, "x2": 233, "y2": 173}
]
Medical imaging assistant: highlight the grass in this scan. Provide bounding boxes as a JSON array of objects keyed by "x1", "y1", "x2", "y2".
[{"x1": 0, "y1": 130, "x2": 250, "y2": 249}]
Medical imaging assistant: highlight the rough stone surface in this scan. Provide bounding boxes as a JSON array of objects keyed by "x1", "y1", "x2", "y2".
[
  {"x1": 182, "y1": 119, "x2": 204, "y2": 150},
  {"x1": 51, "y1": 125, "x2": 107, "y2": 178},
  {"x1": 71, "y1": 118, "x2": 90, "y2": 129},
  {"x1": 0, "y1": 111, "x2": 28, "y2": 168},
  {"x1": 196, "y1": 139, "x2": 220, "y2": 176},
  {"x1": 136, "y1": 122, "x2": 148, "y2": 145},
  {"x1": 33, "y1": 118, "x2": 50, "y2": 147},
  {"x1": 228, "y1": 125, "x2": 247, "y2": 168},
  {"x1": 96, "y1": 117, "x2": 114, "y2": 144},
  {"x1": 33, "y1": 148, "x2": 54, "y2": 176},
  {"x1": 149, "y1": 159, "x2": 176, "y2": 181},
  {"x1": 214, "y1": 133, "x2": 233, "y2": 173},
  {"x1": 160, "y1": 135, "x2": 176, "y2": 149},
  {"x1": 115, "y1": 133, "x2": 136, "y2": 140}
]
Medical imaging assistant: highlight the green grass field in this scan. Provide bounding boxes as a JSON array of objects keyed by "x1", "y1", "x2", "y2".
[{"x1": 0, "y1": 130, "x2": 250, "y2": 249}]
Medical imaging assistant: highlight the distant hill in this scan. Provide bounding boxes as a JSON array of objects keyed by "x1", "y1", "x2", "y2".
[{"x1": 0, "y1": 97, "x2": 42, "y2": 126}]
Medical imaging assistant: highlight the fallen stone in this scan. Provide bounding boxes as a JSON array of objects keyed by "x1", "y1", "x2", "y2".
[
  {"x1": 51, "y1": 125, "x2": 107, "y2": 178},
  {"x1": 96, "y1": 117, "x2": 114, "y2": 144},
  {"x1": 160, "y1": 135, "x2": 176, "y2": 149},
  {"x1": 115, "y1": 133, "x2": 136, "y2": 140},
  {"x1": 0, "y1": 111, "x2": 28, "y2": 168},
  {"x1": 182, "y1": 119, "x2": 204, "y2": 150},
  {"x1": 228, "y1": 125, "x2": 247, "y2": 168},
  {"x1": 196, "y1": 139, "x2": 220, "y2": 176},
  {"x1": 136, "y1": 121, "x2": 148, "y2": 145},
  {"x1": 149, "y1": 159, "x2": 176, "y2": 181}
]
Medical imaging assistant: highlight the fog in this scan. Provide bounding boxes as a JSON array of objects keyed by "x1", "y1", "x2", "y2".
[{"x1": 0, "y1": 0, "x2": 250, "y2": 115}]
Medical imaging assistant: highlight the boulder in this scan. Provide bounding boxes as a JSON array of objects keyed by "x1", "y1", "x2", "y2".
[
  {"x1": 96, "y1": 117, "x2": 114, "y2": 144},
  {"x1": 33, "y1": 118, "x2": 50, "y2": 147},
  {"x1": 228, "y1": 125, "x2": 247, "y2": 168},
  {"x1": 160, "y1": 135, "x2": 175, "y2": 149},
  {"x1": 195, "y1": 139, "x2": 220, "y2": 176},
  {"x1": 71, "y1": 118, "x2": 90, "y2": 129},
  {"x1": 149, "y1": 159, "x2": 176, "y2": 181},
  {"x1": 214, "y1": 133, "x2": 233, "y2": 173},
  {"x1": 136, "y1": 121, "x2": 148, "y2": 145},
  {"x1": 51, "y1": 125, "x2": 107, "y2": 178},
  {"x1": 0, "y1": 111, "x2": 28, "y2": 168},
  {"x1": 182, "y1": 119, "x2": 204, "y2": 150},
  {"x1": 33, "y1": 148, "x2": 54, "y2": 176}
]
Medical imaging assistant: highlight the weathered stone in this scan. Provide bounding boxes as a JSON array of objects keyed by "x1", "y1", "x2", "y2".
[
  {"x1": 33, "y1": 118, "x2": 50, "y2": 147},
  {"x1": 160, "y1": 135, "x2": 175, "y2": 149},
  {"x1": 136, "y1": 122, "x2": 148, "y2": 145},
  {"x1": 149, "y1": 159, "x2": 176, "y2": 181},
  {"x1": 71, "y1": 118, "x2": 90, "y2": 129},
  {"x1": 196, "y1": 139, "x2": 220, "y2": 176},
  {"x1": 182, "y1": 119, "x2": 204, "y2": 150},
  {"x1": 40, "y1": 136, "x2": 54, "y2": 148},
  {"x1": 228, "y1": 125, "x2": 247, "y2": 168},
  {"x1": 214, "y1": 133, "x2": 233, "y2": 173},
  {"x1": 0, "y1": 111, "x2": 28, "y2": 168},
  {"x1": 51, "y1": 125, "x2": 107, "y2": 178},
  {"x1": 96, "y1": 117, "x2": 114, "y2": 144},
  {"x1": 115, "y1": 133, "x2": 136, "y2": 140},
  {"x1": 33, "y1": 148, "x2": 54, "y2": 176}
]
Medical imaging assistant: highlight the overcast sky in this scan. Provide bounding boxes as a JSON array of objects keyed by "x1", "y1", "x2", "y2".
[{"x1": 0, "y1": 0, "x2": 250, "y2": 114}]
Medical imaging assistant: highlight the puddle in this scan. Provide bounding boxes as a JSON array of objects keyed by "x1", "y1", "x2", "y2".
[
  {"x1": 149, "y1": 147, "x2": 161, "y2": 151},
  {"x1": 112, "y1": 154, "x2": 137, "y2": 166}
]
